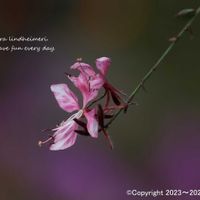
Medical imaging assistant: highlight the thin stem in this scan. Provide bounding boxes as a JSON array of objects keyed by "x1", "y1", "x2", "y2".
[{"x1": 105, "y1": 7, "x2": 200, "y2": 128}]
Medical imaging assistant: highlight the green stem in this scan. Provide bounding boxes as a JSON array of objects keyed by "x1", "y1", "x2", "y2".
[{"x1": 105, "y1": 7, "x2": 200, "y2": 128}]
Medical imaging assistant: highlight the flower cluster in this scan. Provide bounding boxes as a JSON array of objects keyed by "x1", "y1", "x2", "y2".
[{"x1": 39, "y1": 57, "x2": 128, "y2": 150}]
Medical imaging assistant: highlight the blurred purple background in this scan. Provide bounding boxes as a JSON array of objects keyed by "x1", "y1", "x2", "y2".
[{"x1": 1, "y1": 0, "x2": 200, "y2": 199}]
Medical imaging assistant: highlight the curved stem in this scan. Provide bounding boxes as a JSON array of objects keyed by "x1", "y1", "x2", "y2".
[{"x1": 105, "y1": 7, "x2": 200, "y2": 128}]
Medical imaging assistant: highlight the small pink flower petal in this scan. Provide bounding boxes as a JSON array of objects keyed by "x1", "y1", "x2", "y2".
[
  {"x1": 68, "y1": 73, "x2": 100, "y2": 107},
  {"x1": 69, "y1": 60, "x2": 105, "y2": 107},
  {"x1": 96, "y1": 57, "x2": 111, "y2": 76},
  {"x1": 50, "y1": 84, "x2": 79, "y2": 112},
  {"x1": 83, "y1": 91, "x2": 98, "y2": 108},
  {"x1": 84, "y1": 109, "x2": 98, "y2": 138},
  {"x1": 50, "y1": 131, "x2": 77, "y2": 151},
  {"x1": 68, "y1": 73, "x2": 90, "y2": 106},
  {"x1": 53, "y1": 121, "x2": 76, "y2": 143},
  {"x1": 68, "y1": 73, "x2": 89, "y2": 95},
  {"x1": 50, "y1": 121, "x2": 78, "y2": 151},
  {"x1": 89, "y1": 74, "x2": 104, "y2": 90},
  {"x1": 71, "y1": 62, "x2": 96, "y2": 77}
]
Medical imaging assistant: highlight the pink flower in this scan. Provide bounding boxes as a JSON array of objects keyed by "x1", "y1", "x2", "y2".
[
  {"x1": 39, "y1": 57, "x2": 126, "y2": 151},
  {"x1": 49, "y1": 83, "x2": 99, "y2": 151}
]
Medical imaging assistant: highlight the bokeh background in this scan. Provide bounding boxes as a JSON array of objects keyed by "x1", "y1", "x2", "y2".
[{"x1": 0, "y1": 0, "x2": 200, "y2": 199}]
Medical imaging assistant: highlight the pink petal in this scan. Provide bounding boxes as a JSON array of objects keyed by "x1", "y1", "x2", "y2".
[
  {"x1": 50, "y1": 121, "x2": 78, "y2": 151},
  {"x1": 68, "y1": 73, "x2": 100, "y2": 107},
  {"x1": 50, "y1": 84, "x2": 79, "y2": 112},
  {"x1": 68, "y1": 73, "x2": 89, "y2": 96},
  {"x1": 89, "y1": 74, "x2": 104, "y2": 90},
  {"x1": 96, "y1": 57, "x2": 111, "y2": 76},
  {"x1": 53, "y1": 121, "x2": 76, "y2": 143},
  {"x1": 84, "y1": 109, "x2": 98, "y2": 138},
  {"x1": 83, "y1": 91, "x2": 98, "y2": 108},
  {"x1": 50, "y1": 132, "x2": 77, "y2": 151},
  {"x1": 69, "y1": 60, "x2": 105, "y2": 107},
  {"x1": 68, "y1": 73, "x2": 90, "y2": 106},
  {"x1": 71, "y1": 62, "x2": 96, "y2": 77}
]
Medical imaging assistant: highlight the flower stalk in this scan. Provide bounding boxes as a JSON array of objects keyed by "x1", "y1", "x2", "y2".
[{"x1": 105, "y1": 6, "x2": 200, "y2": 128}]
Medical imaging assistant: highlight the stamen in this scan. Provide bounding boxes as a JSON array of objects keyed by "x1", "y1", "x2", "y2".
[
  {"x1": 38, "y1": 136, "x2": 53, "y2": 147},
  {"x1": 41, "y1": 128, "x2": 53, "y2": 132},
  {"x1": 52, "y1": 110, "x2": 84, "y2": 132}
]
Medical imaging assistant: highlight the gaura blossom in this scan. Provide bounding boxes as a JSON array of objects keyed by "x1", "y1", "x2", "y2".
[
  {"x1": 39, "y1": 60, "x2": 105, "y2": 150},
  {"x1": 39, "y1": 57, "x2": 127, "y2": 151},
  {"x1": 49, "y1": 80, "x2": 100, "y2": 150}
]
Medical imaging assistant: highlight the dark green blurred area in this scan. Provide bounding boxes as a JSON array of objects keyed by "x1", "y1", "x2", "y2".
[{"x1": 0, "y1": 0, "x2": 200, "y2": 199}]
